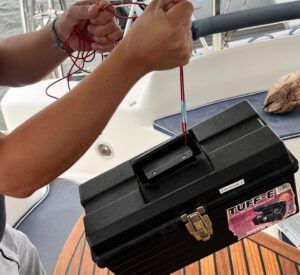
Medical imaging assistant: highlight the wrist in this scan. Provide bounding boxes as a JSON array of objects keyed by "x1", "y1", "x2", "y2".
[
  {"x1": 109, "y1": 43, "x2": 149, "y2": 79},
  {"x1": 91, "y1": 44, "x2": 148, "y2": 97},
  {"x1": 115, "y1": 39, "x2": 151, "y2": 75},
  {"x1": 50, "y1": 18, "x2": 74, "y2": 53}
]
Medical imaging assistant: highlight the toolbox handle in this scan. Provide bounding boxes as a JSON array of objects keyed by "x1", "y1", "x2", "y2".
[
  {"x1": 143, "y1": 145, "x2": 194, "y2": 181},
  {"x1": 132, "y1": 134, "x2": 199, "y2": 187}
]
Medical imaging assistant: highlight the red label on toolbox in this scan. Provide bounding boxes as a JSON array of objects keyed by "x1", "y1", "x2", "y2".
[{"x1": 227, "y1": 183, "x2": 297, "y2": 240}]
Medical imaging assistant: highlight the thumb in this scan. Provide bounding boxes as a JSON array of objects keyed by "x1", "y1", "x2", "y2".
[
  {"x1": 165, "y1": 1, "x2": 193, "y2": 27},
  {"x1": 67, "y1": 4, "x2": 98, "y2": 23}
]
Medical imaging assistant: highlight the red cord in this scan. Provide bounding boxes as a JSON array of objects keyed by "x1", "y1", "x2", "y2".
[
  {"x1": 46, "y1": 2, "x2": 147, "y2": 99},
  {"x1": 46, "y1": 1, "x2": 188, "y2": 143},
  {"x1": 100, "y1": 2, "x2": 147, "y2": 19}
]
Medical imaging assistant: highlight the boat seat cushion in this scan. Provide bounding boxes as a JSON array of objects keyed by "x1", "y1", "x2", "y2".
[
  {"x1": 153, "y1": 91, "x2": 300, "y2": 139},
  {"x1": 16, "y1": 178, "x2": 83, "y2": 275}
]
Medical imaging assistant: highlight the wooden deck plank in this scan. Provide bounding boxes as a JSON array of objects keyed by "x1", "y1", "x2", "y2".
[
  {"x1": 184, "y1": 261, "x2": 200, "y2": 275},
  {"x1": 65, "y1": 235, "x2": 86, "y2": 274},
  {"x1": 243, "y1": 238, "x2": 265, "y2": 275},
  {"x1": 229, "y1": 241, "x2": 249, "y2": 275},
  {"x1": 78, "y1": 236, "x2": 95, "y2": 275},
  {"x1": 249, "y1": 232, "x2": 300, "y2": 264},
  {"x1": 260, "y1": 246, "x2": 281, "y2": 275},
  {"x1": 278, "y1": 255, "x2": 298, "y2": 274},
  {"x1": 53, "y1": 215, "x2": 85, "y2": 274},
  {"x1": 200, "y1": 254, "x2": 215, "y2": 275},
  {"x1": 215, "y1": 248, "x2": 232, "y2": 275},
  {"x1": 94, "y1": 267, "x2": 112, "y2": 275},
  {"x1": 171, "y1": 269, "x2": 185, "y2": 275}
]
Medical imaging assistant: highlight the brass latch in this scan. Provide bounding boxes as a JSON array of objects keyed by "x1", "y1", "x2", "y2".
[{"x1": 181, "y1": 206, "x2": 213, "y2": 241}]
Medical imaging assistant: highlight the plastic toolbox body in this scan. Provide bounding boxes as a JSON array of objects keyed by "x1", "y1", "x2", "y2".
[{"x1": 80, "y1": 101, "x2": 299, "y2": 275}]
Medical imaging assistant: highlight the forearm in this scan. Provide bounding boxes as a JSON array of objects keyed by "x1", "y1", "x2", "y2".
[
  {"x1": 0, "y1": 0, "x2": 193, "y2": 198},
  {"x1": 0, "y1": 24, "x2": 67, "y2": 87},
  {"x1": 0, "y1": 47, "x2": 144, "y2": 197}
]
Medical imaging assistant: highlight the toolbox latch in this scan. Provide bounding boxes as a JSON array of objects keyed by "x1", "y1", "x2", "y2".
[{"x1": 181, "y1": 206, "x2": 213, "y2": 241}]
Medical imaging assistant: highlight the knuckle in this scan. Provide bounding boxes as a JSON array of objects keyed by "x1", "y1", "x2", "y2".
[
  {"x1": 109, "y1": 31, "x2": 120, "y2": 41},
  {"x1": 93, "y1": 36, "x2": 105, "y2": 43},
  {"x1": 98, "y1": 13, "x2": 112, "y2": 24},
  {"x1": 180, "y1": 50, "x2": 191, "y2": 66},
  {"x1": 98, "y1": 0, "x2": 116, "y2": 15},
  {"x1": 93, "y1": 25, "x2": 110, "y2": 36},
  {"x1": 97, "y1": 44, "x2": 113, "y2": 52},
  {"x1": 94, "y1": 28, "x2": 104, "y2": 36},
  {"x1": 95, "y1": 44, "x2": 105, "y2": 51},
  {"x1": 183, "y1": 1, "x2": 194, "y2": 13},
  {"x1": 88, "y1": 24, "x2": 95, "y2": 33},
  {"x1": 107, "y1": 22, "x2": 116, "y2": 33},
  {"x1": 89, "y1": 18, "x2": 97, "y2": 24},
  {"x1": 116, "y1": 29, "x2": 123, "y2": 39},
  {"x1": 112, "y1": 23, "x2": 122, "y2": 35},
  {"x1": 150, "y1": 0, "x2": 159, "y2": 6},
  {"x1": 173, "y1": 40, "x2": 183, "y2": 51},
  {"x1": 66, "y1": 7, "x2": 74, "y2": 19},
  {"x1": 99, "y1": 0, "x2": 109, "y2": 5},
  {"x1": 152, "y1": 0, "x2": 161, "y2": 6},
  {"x1": 98, "y1": 0, "x2": 110, "y2": 8},
  {"x1": 179, "y1": 59, "x2": 188, "y2": 67}
]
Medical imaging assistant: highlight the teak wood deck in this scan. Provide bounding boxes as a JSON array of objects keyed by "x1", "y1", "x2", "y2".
[{"x1": 54, "y1": 216, "x2": 300, "y2": 275}]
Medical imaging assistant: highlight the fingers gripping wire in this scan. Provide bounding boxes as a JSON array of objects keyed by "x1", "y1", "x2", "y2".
[
  {"x1": 46, "y1": 1, "x2": 148, "y2": 99},
  {"x1": 46, "y1": 1, "x2": 188, "y2": 143}
]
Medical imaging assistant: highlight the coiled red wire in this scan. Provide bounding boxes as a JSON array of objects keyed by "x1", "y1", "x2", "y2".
[
  {"x1": 46, "y1": 1, "x2": 187, "y2": 143},
  {"x1": 46, "y1": 2, "x2": 147, "y2": 99}
]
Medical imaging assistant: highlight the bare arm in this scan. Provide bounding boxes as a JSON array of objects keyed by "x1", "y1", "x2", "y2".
[
  {"x1": 0, "y1": 1, "x2": 121, "y2": 87},
  {"x1": 0, "y1": 0, "x2": 193, "y2": 198},
  {"x1": 0, "y1": 49, "x2": 142, "y2": 197},
  {"x1": 0, "y1": 26, "x2": 67, "y2": 87}
]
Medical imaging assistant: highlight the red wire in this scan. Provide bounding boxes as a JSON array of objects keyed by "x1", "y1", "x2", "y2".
[
  {"x1": 46, "y1": 1, "x2": 188, "y2": 144},
  {"x1": 100, "y1": 2, "x2": 147, "y2": 19},
  {"x1": 46, "y1": 2, "x2": 147, "y2": 98}
]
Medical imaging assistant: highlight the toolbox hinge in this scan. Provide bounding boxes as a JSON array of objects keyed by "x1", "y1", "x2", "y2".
[{"x1": 181, "y1": 206, "x2": 213, "y2": 241}]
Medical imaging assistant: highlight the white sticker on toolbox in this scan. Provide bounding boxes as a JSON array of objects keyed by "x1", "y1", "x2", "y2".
[
  {"x1": 219, "y1": 179, "x2": 245, "y2": 194},
  {"x1": 227, "y1": 183, "x2": 297, "y2": 240}
]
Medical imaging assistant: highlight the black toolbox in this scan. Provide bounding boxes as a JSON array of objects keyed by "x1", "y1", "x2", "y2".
[{"x1": 79, "y1": 101, "x2": 299, "y2": 275}]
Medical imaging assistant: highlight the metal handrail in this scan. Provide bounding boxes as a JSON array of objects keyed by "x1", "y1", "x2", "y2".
[
  {"x1": 192, "y1": 1, "x2": 300, "y2": 40},
  {"x1": 18, "y1": 0, "x2": 66, "y2": 33},
  {"x1": 19, "y1": 0, "x2": 67, "y2": 78}
]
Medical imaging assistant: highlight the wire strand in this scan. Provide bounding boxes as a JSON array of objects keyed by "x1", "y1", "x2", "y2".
[{"x1": 46, "y1": 1, "x2": 188, "y2": 143}]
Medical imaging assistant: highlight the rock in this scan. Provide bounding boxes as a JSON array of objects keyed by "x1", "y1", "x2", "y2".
[{"x1": 263, "y1": 71, "x2": 300, "y2": 113}]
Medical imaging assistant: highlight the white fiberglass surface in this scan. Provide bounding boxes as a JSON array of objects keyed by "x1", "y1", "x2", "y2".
[{"x1": 2, "y1": 35, "x2": 300, "y2": 183}]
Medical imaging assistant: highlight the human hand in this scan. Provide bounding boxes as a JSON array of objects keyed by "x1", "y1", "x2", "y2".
[
  {"x1": 54, "y1": 0, "x2": 122, "y2": 52},
  {"x1": 117, "y1": 0, "x2": 193, "y2": 73}
]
